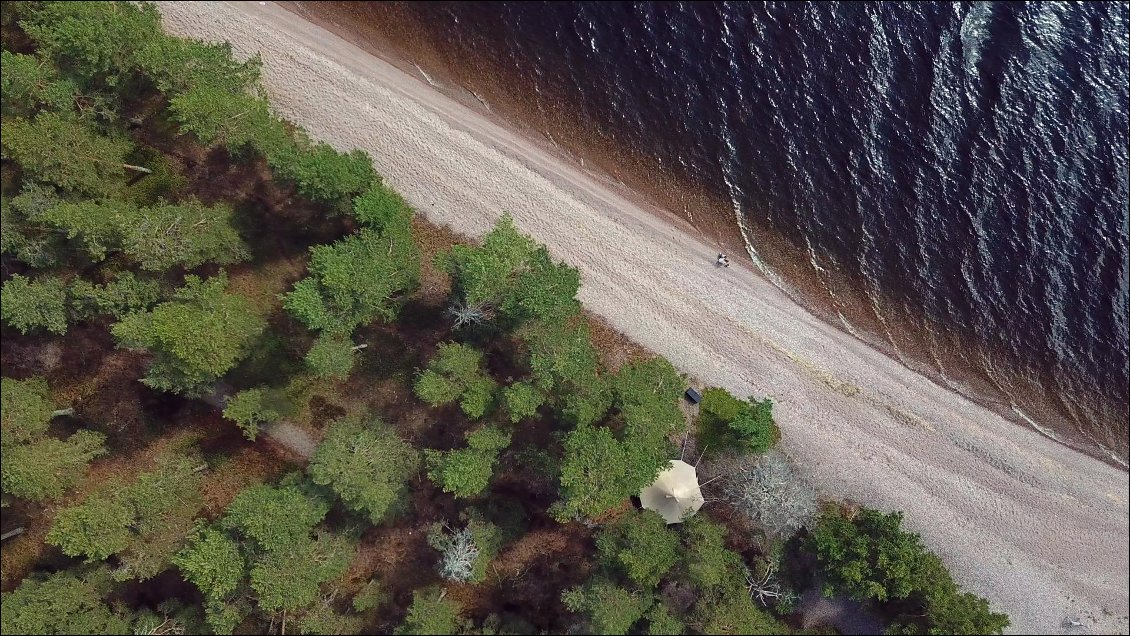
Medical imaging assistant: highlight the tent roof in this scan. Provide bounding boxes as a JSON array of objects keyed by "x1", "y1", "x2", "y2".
[{"x1": 640, "y1": 459, "x2": 704, "y2": 524}]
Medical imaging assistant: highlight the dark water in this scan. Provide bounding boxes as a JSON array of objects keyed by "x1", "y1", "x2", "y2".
[{"x1": 312, "y1": 1, "x2": 1130, "y2": 462}]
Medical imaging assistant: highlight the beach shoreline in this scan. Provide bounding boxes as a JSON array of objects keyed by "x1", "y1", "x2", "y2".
[
  {"x1": 280, "y1": 1, "x2": 1128, "y2": 469},
  {"x1": 155, "y1": 3, "x2": 1130, "y2": 633}
]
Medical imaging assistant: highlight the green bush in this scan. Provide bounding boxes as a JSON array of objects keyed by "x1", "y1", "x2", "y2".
[{"x1": 698, "y1": 387, "x2": 780, "y2": 454}]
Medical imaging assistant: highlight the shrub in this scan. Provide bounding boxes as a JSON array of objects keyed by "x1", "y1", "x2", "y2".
[{"x1": 698, "y1": 387, "x2": 780, "y2": 454}]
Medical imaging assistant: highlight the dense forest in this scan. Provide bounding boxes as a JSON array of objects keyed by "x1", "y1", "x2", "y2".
[{"x1": 0, "y1": 3, "x2": 1009, "y2": 635}]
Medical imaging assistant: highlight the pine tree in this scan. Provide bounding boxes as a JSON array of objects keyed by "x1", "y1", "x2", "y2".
[
  {"x1": 1, "y1": 112, "x2": 131, "y2": 196},
  {"x1": 1, "y1": 274, "x2": 69, "y2": 335},
  {"x1": 424, "y1": 425, "x2": 511, "y2": 499},
  {"x1": 413, "y1": 342, "x2": 498, "y2": 419},
  {"x1": 112, "y1": 273, "x2": 265, "y2": 395},
  {"x1": 283, "y1": 228, "x2": 419, "y2": 335},
  {"x1": 308, "y1": 415, "x2": 419, "y2": 524}
]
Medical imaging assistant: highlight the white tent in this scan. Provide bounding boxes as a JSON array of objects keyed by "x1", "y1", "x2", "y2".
[{"x1": 640, "y1": 459, "x2": 704, "y2": 524}]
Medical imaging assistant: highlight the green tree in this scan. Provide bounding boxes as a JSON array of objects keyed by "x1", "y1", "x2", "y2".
[
  {"x1": 47, "y1": 455, "x2": 205, "y2": 581},
  {"x1": 173, "y1": 525, "x2": 245, "y2": 601},
  {"x1": 397, "y1": 586, "x2": 462, "y2": 636},
  {"x1": 265, "y1": 132, "x2": 376, "y2": 210},
  {"x1": 170, "y1": 87, "x2": 277, "y2": 152},
  {"x1": 221, "y1": 482, "x2": 330, "y2": 554},
  {"x1": 176, "y1": 479, "x2": 354, "y2": 631},
  {"x1": 136, "y1": 35, "x2": 261, "y2": 97},
  {"x1": 596, "y1": 509, "x2": 679, "y2": 589},
  {"x1": 1, "y1": 111, "x2": 131, "y2": 196},
  {"x1": 424, "y1": 425, "x2": 511, "y2": 499},
  {"x1": 2, "y1": 431, "x2": 107, "y2": 503},
  {"x1": 0, "y1": 568, "x2": 130, "y2": 635},
  {"x1": 501, "y1": 381, "x2": 544, "y2": 423},
  {"x1": 352, "y1": 179, "x2": 412, "y2": 230},
  {"x1": 680, "y1": 514, "x2": 741, "y2": 592},
  {"x1": 556, "y1": 425, "x2": 638, "y2": 521},
  {"x1": 644, "y1": 603, "x2": 684, "y2": 636},
  {"x1": 0, "y1": 377, "x2": 105, "y2": 503},
  {"x1": 46, "y1": 492, "x2": 132, "y2": 562},
  {"x1": 222, "y1": 387, "x2": 280, "y2": 440},
  {"x1": 917, "y1": 569, "x2": 1010, "y2": 635},
  {"x1": 122, "y1": 200, "x2": 249, "y2": 271},
  {"x1": 40, "y1": 200, "x2": 129, "y2": 262},
  {"x1": 439, "y1": 214, "x2": 580, "y2": 328},
  {"x1": 9, "y1": 181, "x2": 62, "y2": 219},
  {"x1": 308, "y1": 415, "x2": 420, "y2": 525},
  {"x1": 413, "y1": 342, "x2": 498, "y2": 419},
  {"x1": 70, "y1": 272, "x2": 161, "y2": 319},
  {"x1": 0, "y1": 376, "x2": 69, "y2": 447},
  {"x1": 610, "y1": 358, "x2": 684, "y2": 486},
  {"x1": 562, "y1": 578, "x2": 651, "y2": 636},
  {"x1": 888, "y1": 553, "x2": 1010, "y2": 635},
  {"x1": 698, "y1": 388, "x2": 780, "y2": 454},
  {"x1": 298, "y1": 597, "x2": 365, "y2": 635},
  {"x1": 40, "y1": 198, "x2": 246, "y2": 269},
  {"x1": 3, "y1": 183, "x2": 64, "y2": 267},
  {"x1": 810, "y1": 508, "x2": 931, "y2": 602},
  {"x1": 250, "y1": 531, "x2": 352, "y2": 613},
  {"x1": 304, "y1": 334, "x2": 358, "y2": 380},
  {"x1": 1, "y1": 274, "x2": 69, "y2": 335},
  {"x1": 0, "y1": 50, "x2": 76, "y2": 115},
  {"x1": 692, "y1": 575, "x2": 787, "y2": 636},
  {"x1": 521, "y1": 319, "x2": 608, "y2": 424},
  {"x1": 19, "y1": 0, "x2": 162, "y2": 87},
  {"x1": 112, "y1": 273, "x2": 265, "y2": 395},
  {"x1": 283, "y1": 228, "x2": 419, "y2": 335}
]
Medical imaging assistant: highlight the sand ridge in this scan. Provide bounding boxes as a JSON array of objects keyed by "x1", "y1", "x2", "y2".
[{"x1": 154, "y1": 3, "x2": 1129, "y2": 633}]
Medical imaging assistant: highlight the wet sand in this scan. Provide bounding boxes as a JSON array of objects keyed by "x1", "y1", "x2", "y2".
[{"x1": 155, "y1": 3, "x2": 1129, "y2": 633}]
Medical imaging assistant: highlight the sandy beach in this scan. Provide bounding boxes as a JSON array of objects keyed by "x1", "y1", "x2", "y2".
[{"x1": 155, "y1": 3, "x2": 1128, "y2": 633}]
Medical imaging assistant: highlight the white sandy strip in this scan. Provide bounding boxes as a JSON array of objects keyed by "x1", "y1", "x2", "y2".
[{"x1": 156, "y1": 3, "x2": 1129, "y2": 633}]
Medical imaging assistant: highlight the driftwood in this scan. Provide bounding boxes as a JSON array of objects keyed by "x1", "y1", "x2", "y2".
[{"x1": 1, "y1": 527, "x2": 27, "y2": 541}]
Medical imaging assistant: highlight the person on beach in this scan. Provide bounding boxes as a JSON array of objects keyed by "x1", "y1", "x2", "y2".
[{"x1": 717, "y1": 253, "x2": 730, "y2": 267}]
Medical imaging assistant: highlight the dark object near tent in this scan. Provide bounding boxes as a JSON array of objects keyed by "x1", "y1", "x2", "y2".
[{"x1": 684, "y1": 388, "x2": 702, "y2": 404}]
